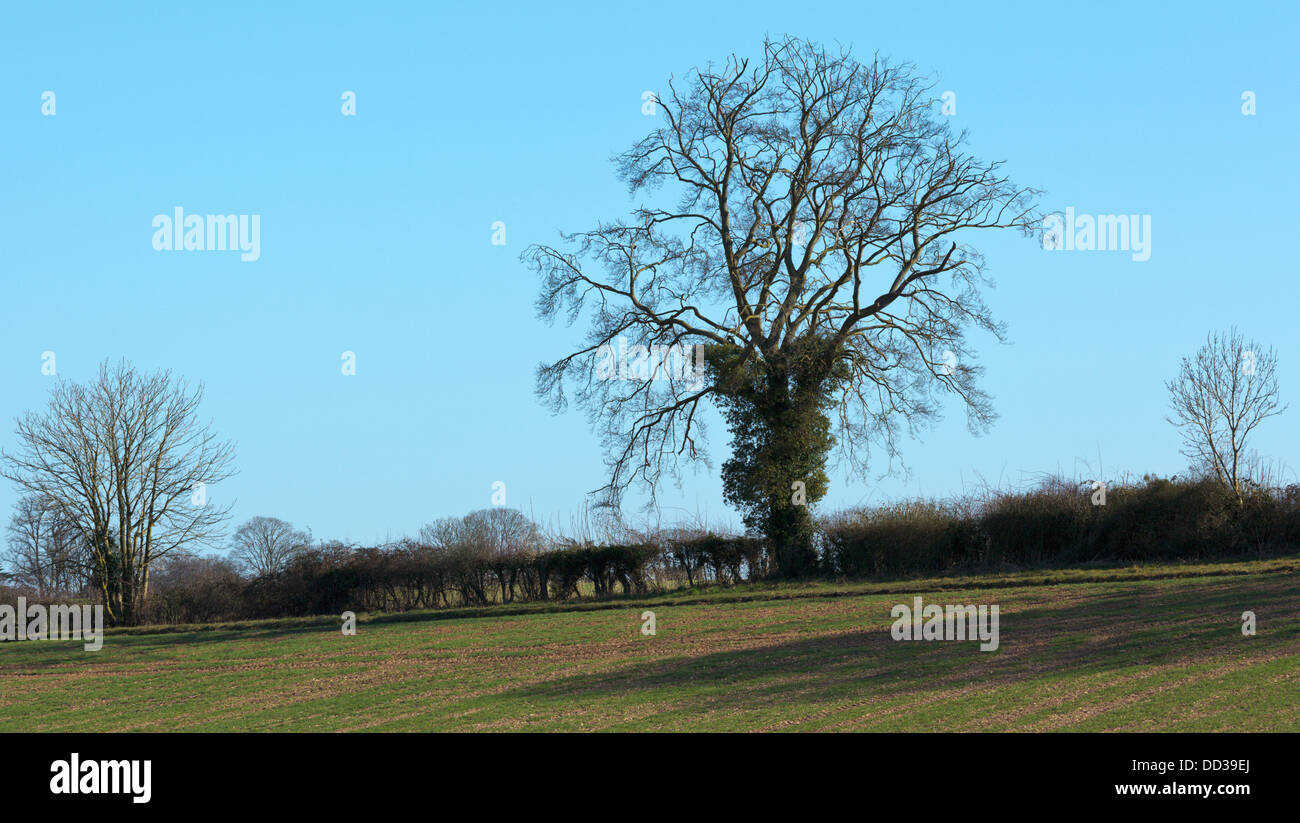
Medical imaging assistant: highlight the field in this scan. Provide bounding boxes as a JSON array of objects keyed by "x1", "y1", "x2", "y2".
[{"x1": 2, "y1": 557, "x2": 1298, "y2": 732}]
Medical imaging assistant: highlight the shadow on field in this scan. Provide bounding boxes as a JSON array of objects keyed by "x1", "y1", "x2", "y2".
[
  {"x1": 491, "y1": 577, "x2": 1300, "y2": 719},
  {"x1": 0, "y1": 623, "x2": 339, "y2": 671}
]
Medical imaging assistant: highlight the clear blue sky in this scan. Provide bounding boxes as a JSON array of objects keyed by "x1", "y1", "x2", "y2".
[{"x1": 2, "y1": 1, "x2": 1297, "y2": 548}]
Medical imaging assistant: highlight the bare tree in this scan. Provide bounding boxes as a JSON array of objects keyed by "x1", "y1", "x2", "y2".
[
  {"x1": 4, "y1": 493, "x2": 89, "y2": 596},
  {"x1": 418, "y1": 508, "x2": 542, "y2": 605},
  {"x1": 465, "y1": 508, "x2": 541, "y2": 604},
  {"x1": 1, "y1": 360, "x2": 237, "y2": 624},
  {"x1": 1166, "y1": 328, "x2": 1286, "y2": 503},
  {"x1": 230, "y1": 516, "x2": 312, "y2": 577},
  {"x1": 525, "y1": 36, "x2": 1037, "y2": 572}
]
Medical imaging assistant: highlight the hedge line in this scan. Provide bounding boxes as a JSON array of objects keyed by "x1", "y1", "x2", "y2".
[
  {"x1": 821, "y1": 477, "x2": 1300, "y2": 576},
  {"x1": 124, "y1": 535, "x2": 772, "y2": 624},
  {"x1": 7, "y1": 476, "x2": 1298, "y2": 626}
]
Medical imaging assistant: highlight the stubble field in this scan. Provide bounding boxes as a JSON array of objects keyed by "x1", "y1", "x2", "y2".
[{"x1": 2, "y1": 558, "x2": 1297, "y2": 732}]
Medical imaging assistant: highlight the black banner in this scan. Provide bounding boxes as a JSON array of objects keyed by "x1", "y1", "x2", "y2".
[{"x1": 1, "y1": 733, "x2": 1288, "y2": 812}]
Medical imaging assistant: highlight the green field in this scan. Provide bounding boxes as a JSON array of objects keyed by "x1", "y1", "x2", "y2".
[{"x1": 2, "y1": 557, "x2": 1298, "y2": 732}]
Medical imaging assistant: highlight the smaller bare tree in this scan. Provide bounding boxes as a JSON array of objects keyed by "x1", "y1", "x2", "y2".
[
  {"x1": 4, "y1": 493, "x2": 89, "y2": 596},
  {"x1": 1166, "y1": 328, "x2": 1287, "y2": 503},
  {"x1": 230, "y1": 516, "x2": 312, "y2": 577}
]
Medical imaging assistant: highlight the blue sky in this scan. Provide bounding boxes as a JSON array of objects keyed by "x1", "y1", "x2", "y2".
[{"x1": 2, "y1": 1, "x2": 1297, "y2": 548}]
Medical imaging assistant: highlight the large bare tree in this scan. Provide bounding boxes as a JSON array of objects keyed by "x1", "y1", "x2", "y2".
[
  {"x1": 230, "y1": 516, "x2": 312, "y2": 578},
  {"x1": 1166, "y1": 328, "x2": 1286, "y2": 504},
  {"x1": 1, "y1": 360, "x2": 236, "y2": 624},
  {"x1": 525, "y1": 36, "x2": 1038, "y2": 573}
]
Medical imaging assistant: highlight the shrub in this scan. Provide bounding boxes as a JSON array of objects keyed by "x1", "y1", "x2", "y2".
[
  {"x1": 137, "y1": 555, "x2": 245, "y2": 624},
  {"x1": 822, "y1": 474, "x2": 1300, "y2": 576},
  {"x1": 822, "y1": 500, "x2": 978, "y2": 577}
]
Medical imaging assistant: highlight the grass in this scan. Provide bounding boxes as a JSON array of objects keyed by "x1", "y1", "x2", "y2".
[{"x1": 1, "y1": 556, "x2": 1297, "y2": 731}]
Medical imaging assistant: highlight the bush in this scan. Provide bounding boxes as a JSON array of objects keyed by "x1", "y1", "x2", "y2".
[
  {"x1": 1084, "y1": 477, "x2": 1234, "y2": 561},
  {"x1": 137, "y1": 555, "x2": 245, "y2": 624},
  {"x1": 823, "y1": 475, "x2": 1300, "y2": 576},
  {"x1": 667, "y1": 532, "x2": 770, "y2": 585},
  {"x1": 822, "y1": 501, "x2": 978, "y2": 577},
  {"x1": 980, "y1": 482, "x2": 1091, "y2": 566}
]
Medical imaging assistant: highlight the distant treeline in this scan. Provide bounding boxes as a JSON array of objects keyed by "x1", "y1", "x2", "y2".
[
  {"x1": 3, "y1": 475, "x2": 1298, "y2": 626},
  {"x1": 137, "y1": 535, "x2": 770, "y2": 624}
]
